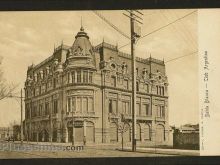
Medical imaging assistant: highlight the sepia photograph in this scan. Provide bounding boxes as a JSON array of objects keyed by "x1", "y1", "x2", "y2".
[{"x1": 0, "y1": 9, "x2": 200, "y2": 158}]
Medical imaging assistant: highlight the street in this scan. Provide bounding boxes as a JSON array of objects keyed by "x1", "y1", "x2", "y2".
[{"x1": 0, "y1": 141, "x2": 199, "y2": 158}]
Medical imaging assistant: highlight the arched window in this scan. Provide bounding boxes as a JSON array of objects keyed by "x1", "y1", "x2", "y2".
[
  {"x1": 156, "y1": 124, "x2": 165, "y2": 143},
  {"x1": 136, "y1": 123, "x2": 141, "y2": 141},
  {"x1": 143, "y1": 124, "x2": 151, "y2": 140}
]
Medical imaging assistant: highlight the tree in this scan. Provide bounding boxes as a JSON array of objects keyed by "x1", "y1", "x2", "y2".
[
  {"x1": 0, "y1": 57, "x2": 17, "y2": 100},
  {"x1": 118, "y1": 114, "x2": 129, "y2": 151}
]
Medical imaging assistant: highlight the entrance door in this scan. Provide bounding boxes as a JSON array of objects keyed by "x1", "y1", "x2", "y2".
[
  {"x1": 68, "y1": 127, "x2": 73, "y2": 143},
  {"x1": 86, "y1": 122, "x2": 95, "y2": 143},
  {"x1": 110, "y1": 122, "x2": 118, "y2": 142},
  {"x1": 75, "y1": 126, "x2": 84, "y2": 142}
]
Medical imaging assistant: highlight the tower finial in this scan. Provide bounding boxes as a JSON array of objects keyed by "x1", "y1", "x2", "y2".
[
  {"x1": 80, "y1": 16, "x2": 84, "y2": 31},
  {"x1": 61, "y1": 40, "x2": 63, "y2": 48}
]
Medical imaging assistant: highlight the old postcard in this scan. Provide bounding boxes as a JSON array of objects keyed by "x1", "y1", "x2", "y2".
[{"x1": 0, "y1": 9, "x2": 219, "y2": 158}]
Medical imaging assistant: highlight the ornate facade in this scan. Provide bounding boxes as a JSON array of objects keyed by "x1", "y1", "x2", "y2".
[{"x1": 24, "y1": 26, "x2": 170, "y2": 146}]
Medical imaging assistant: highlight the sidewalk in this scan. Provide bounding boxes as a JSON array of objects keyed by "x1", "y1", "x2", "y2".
[{"x1": 119, "y1": 147, "x2": 200, "y2": 156}]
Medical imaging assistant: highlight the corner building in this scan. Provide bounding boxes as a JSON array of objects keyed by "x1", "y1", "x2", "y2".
[{"x1": 24, "y1": 27, "x2": 170, "y2": 146}]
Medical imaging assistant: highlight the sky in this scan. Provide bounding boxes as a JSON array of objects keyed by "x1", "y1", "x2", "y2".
[{"x1": 0, "y1": 9, "x2": 198, "y2": 127}]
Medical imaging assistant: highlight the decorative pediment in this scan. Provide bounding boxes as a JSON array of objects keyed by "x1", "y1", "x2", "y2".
[{"x1": 150, "y1": 72, "x2": 168, "y2": 85}]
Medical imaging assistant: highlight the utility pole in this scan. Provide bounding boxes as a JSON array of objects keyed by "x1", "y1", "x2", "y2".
[
  {"x1": 130, "y1": 10, "x2": 137, "y2": 152},
  {"x1": 21, "y1": 89, "x2": 23, "y2": 145},
  {"x1": 124, "y1": 10, "x2": 143, "y2": 152},
  {"x1": 72, "y1": 108, "x2": 75, "y2": 146}
]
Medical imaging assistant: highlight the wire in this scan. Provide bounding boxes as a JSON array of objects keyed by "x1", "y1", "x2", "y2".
[
  {"x1": 119, "y1": 10, "x2": 197, "y2": 49},
  {"x1": 93, "y1": 11, "x2": 130, "y2": 40},
  {"x1": 159, "y1": 10, "x2": 195, "y2": 52},
  {"x1": 165, "y1": 51, "x2": 198, "y2": 63}
]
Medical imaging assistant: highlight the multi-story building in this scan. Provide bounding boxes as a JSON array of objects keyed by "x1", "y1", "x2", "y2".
[{"x1": 24, "y1": 26, "x2": 170, "y2": 146}]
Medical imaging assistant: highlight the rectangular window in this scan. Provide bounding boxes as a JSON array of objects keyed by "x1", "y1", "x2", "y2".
[
  {"x1": 33, "y1": 105, "x2": 37, "y2": 117},
  {"x1": 127, "y1": 102, "x2": 130, "y2": 114},
  {"x1": 39, "y1": 104, "x2": 43, "y2": 116},
  {"x1": 83, "y1": 71, "x2": 88, "y2": 83},
  {"x1": 142, "y1": 104, "x2": 150, "y2": 116},
  {"x1": 111, "y1": 76, "x2": 116, "y2": 87},
  {"x1": 109, "y1": 99, "x2": 112, "y2": 113},
  {"x1": 161, "y1": 106, "x2": 165, "y2": 117},
  {"x1": 67, "y1": 97, "x2": 71, "y2": 113},
  {"x1": 45, "y1": 102, "x2": 49, "y2": 115},
  {"x1": 76, "y1": 97, "x2": 82, "y2": 112},
  {"x1": 71, "y1": 71, "x2": 75, "y2": 83},
  {"x1": 145, "y1": 84, "x2": 149, "y2": 93},
  {"x1": 162, "y1": 87, "x2": 164, "y2": 96},
  {"x1": 82, "y1": 97, "x2": 88, "y2": 113},
  {"x1": 88, "y1": 97, "x2": 93, "y2": 112},
  {"x1": 136, "y1": 82, "x2": 139, "y2": 91},
  {"x1": 136, "y1": 103, "x2": 141, "y2": 116},
  {"x1": 124, "y1": 79, "x2": 129, "y2": 89},
  {"x1": 39, "y1": 86, "x2": 41, "y2": 95},
  {"x1": 156, "y1": 105, "x2": 164, "y2": 117},
  {"x1": 77, "y1": 70, "x2": 81, "y2": 83},
  {"x1": 72, "y1": 97, "x2": 76, "y2": 112},
  {"x1": 112, "y1": 100, "x2": 117, "y2": 114},
  {"x1": 53, "y1": 100, "x2": 58, "y2": 114},
  {"x1": 89, "y1": 72, "x2": 93, "y2": 83},
  {"x1": 122, "y1": 101, "x2": 129, "y2": 114},
  {"x1": 53, "y1": 78, "x2": 56, "y2": 88},
  {"x1": 122, "y1": 102, "x2": 126, "y2": 114},
  {"x1": 67, "y1": 72, "x2": 70, "y2": 83}
]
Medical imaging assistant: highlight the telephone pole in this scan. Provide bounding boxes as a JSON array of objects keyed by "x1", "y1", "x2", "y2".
[{"x1": 124, "y1": 10, "x2": 143, "y2": 152}]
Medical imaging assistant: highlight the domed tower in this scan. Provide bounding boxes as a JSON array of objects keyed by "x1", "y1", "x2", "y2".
[{"x1": 65, "y1": 26, "x2": 96, "y2": 70}]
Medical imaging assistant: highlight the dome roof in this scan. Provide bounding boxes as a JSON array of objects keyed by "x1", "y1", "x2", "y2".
[{"x1": 66, "y1": 27, "x2": 96, "y2": 69}]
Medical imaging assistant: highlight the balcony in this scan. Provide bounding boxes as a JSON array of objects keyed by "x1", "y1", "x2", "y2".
[
  {"x1": 65, "y1": 111, "x2": 96, "y2": 118},
  {"x1": 109, "y1": 113, "x2": 154, "y2": 121}
]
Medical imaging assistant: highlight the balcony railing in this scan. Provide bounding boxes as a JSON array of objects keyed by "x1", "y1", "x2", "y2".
[{"x1": 65, "y1": 111, "x2": 95, "y2": 117}]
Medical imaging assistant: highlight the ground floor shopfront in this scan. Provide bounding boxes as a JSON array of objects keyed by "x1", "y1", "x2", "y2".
[{"x1": 25, "y1": 119, "x2": 172, "y2": 147}]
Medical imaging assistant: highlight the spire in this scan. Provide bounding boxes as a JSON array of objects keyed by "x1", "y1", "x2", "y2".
[
  {"x1": 61, "y1": 40, "x2": 63, "y2": 49},
  {"x1": 80, "y1": 16, "x2": 84, "y2": 31},
  {"x1": 54, "y1": 44, "x2": 56, "y2": 52}
]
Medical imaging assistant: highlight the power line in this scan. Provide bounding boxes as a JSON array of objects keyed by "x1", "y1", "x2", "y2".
[
  {"x1": 159, "y1": 10, "x2": 196, "y2": 52},
  {"x1": 165, "y1": 51, "x2": 198, "y2": 63},
  {"x1": 119, "y1": 10, "x2": 197, "y2": 49},
  {"x1": 93, "y1": 11, "x2": 130, "y2": 40}
]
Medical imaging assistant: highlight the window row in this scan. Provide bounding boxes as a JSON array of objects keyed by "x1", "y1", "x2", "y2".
[
  {"x1": 111, "y1": 76, "x2": 149, "y2": 92},
  {"x1": 108, "y1": 99, "x2": 151, "y2": 116},
  {"x1": 25, "y1": 100, "x2": 58, "y2": 118},
  {"x1": 67, "y1": 70, "x2": 93, "y2": 84},
  {"x1": 67, "y1": 96, "x2": 94, "y2": 113}
]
